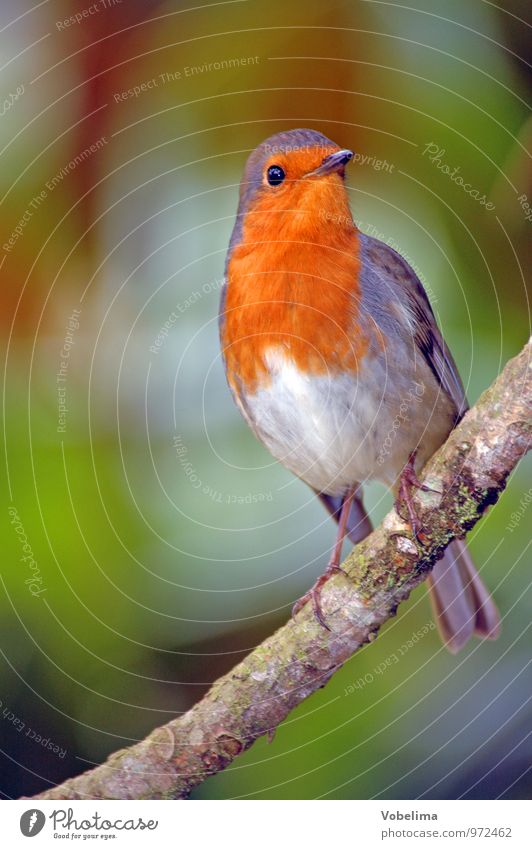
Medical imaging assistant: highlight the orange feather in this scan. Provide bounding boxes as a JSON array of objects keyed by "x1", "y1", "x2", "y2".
[{"x1": 222, "y1": 147, "x2": 368, "y2": 394}]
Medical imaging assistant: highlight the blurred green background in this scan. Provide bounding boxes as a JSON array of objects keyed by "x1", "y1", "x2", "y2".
[{"x1": 1, "y1": 0, "x2": 531, "y2": 800}]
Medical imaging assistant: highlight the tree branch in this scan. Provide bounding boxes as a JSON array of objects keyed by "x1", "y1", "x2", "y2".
[{"x1": 30, "y1": 340, "x2": 531, "y2": 800}]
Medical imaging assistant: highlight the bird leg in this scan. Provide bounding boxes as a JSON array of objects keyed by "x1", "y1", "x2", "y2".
[
  {"x1": 292, "y1": 486, "x2": 355, "y2": 630},
  {"x1": 394, "y1": 450, "x2": 437, "y2": 539}
]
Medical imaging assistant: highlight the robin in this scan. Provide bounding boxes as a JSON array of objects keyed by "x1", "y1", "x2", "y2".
[{"x1": 219, "y1": 128, "x2": 500, "y2": 652}]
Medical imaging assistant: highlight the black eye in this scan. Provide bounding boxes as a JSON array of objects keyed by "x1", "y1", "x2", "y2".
[{"x1": 267, "y1": 165, "x2": 285, "y2": 186}]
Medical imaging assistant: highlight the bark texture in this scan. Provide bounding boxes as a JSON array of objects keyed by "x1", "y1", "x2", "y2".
[{"x1": 30, "y1": 339, "x2": 531, "y2": 800}]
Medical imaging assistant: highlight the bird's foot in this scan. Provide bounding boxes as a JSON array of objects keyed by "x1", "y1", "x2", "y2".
[
  {"x1": 394, "y1": 451, "x2": 439, "y2": 540},
  {"x1": 292, "y1": 563, "x2": 346, "y2": 630},
  {"x1": 293, "y1": 486, "x2": 354, "y2": 629}
]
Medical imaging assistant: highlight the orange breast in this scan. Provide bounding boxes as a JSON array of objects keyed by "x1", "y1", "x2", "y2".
[{"x1": 222, "y1": 200, "x2": 367, "y2": 395}]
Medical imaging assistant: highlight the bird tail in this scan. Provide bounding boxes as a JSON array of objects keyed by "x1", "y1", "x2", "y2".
[
  {"x1": 317, "y1": 490, "x2": 373, "y2": 545},
  {"x1": 427, "y1": 539, "x2": 501, "y2": 653},
  {"x1": 318, "y1": 492, "x2": 500, "y2": 653}
]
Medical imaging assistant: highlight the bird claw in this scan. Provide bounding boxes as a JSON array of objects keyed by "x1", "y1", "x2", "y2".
[
  {"x1": 293, "y1": 487, "x2": 354, "y2": 629},
  {"x1": 292, "y1": 564, "x2": 346, "y2": 630},
  {"x1": 395, "y1": 451, "x2": 437, "y2": 540}
]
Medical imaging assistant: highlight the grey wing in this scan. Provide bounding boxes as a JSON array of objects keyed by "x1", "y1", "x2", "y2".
[{"x1": 358, "y1": 233, "x2": 468, "y2": 422}]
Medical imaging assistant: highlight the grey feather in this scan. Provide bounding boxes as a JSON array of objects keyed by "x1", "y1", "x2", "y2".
[{"x1": 359, "y1": 234, "x2": 468, "y2": 421}]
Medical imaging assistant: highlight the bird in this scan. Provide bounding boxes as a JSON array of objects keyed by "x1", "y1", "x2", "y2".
[{"x1": 219, "y1": 128, "x2": 500, "y2": 652}]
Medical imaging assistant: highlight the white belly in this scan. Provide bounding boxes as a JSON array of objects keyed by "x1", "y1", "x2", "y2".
[{"x1": 243, "y1": 347, "x2": 454, "y2": 496}]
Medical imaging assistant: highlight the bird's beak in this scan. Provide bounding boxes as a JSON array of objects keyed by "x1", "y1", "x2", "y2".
[{"x1": 305, "y1": 149, "x2": 353, "y2": 178}]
